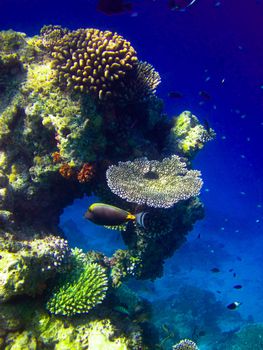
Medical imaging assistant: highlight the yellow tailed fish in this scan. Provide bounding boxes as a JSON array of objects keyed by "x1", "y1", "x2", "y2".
[{"x1": 84, "y1": 203, "x2": 147, "y2": 230}]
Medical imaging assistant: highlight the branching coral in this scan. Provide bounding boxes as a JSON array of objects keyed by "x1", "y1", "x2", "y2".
[
  {"x1": 47, "y1": 28, "x2": 138, "y2": 99},
  {"x1": 47, "y1": 249, "x2": 108, "y2": 316},
  {"x1": 172, "y1": 339, "x2": 199, "y2": 350},
  {"x1": 118, "y1": 61, "x2": 161, "y2": 101},
  {"x1": 106, "y1": 155, "x2": 203, "y2": 208}
]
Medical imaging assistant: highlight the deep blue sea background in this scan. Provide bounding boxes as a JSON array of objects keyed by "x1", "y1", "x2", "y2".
[{"x1": 1, "y1": 0, "x2": 263, "y2": 347}]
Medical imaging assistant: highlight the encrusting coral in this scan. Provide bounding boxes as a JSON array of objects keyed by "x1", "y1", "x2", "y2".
[
  {"x1": 106, "y1": 155, "x2": 203, "y2": 208},
  {"x1": 46, "y1": 248, "x2": 108, "y2": 316},
  {"x1": 167, "y1": 110, "x2": 215, "y2": 158},
  {"x1": 0, "y1": 234, "x2": 69, "y2": 301},
  {"x1": 45, "y1": 27, "x2": 138, "y2": 99}
]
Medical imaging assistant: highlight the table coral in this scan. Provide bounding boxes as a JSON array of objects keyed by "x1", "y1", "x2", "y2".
[{"x1": 106, "y1": 155, "x2": 203, "y2": 208}]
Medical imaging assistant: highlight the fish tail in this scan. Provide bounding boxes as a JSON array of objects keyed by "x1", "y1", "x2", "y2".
[{"x1": 135, "y1": 212, "x2": 148, "y2": 229}]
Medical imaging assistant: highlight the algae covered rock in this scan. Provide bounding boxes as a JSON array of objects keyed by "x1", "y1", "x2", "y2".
[
  {"x1": 0, "y1": 235, "x2": 69, "y2": 301},
  {"x1": 167, "y1": 110, "x2": 215, "y2": 158}
]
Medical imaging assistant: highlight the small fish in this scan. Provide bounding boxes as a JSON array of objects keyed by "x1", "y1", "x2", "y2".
[
  {"x1": 168, "y1": 91, "x2": 183, "y2": 99},
  {"x1": 85, "y1": 203, "x2": 147, "y2": 229},
  {"x1": 199, "y1": 90, "x2": 211, "y2": 100},
  {"x1": 168, "y1": 0, "x2": 197, "y2": 11},
  {"x1": 211, "y1": 267, "x2": 220, "y2": 273},
  {"x1": 216, "y1": 290, "x2": 222, "y2": 294},
  {"x1": 97, "y1": 0, "x2": 132, "y2": 15},
  {"x1": 229, "y1": 268, "x2": 234, "y2": 272},
  {"x1": 227, "y1": 301, "x2": 242, "y2": 310},
  {"x1": 233, "y1": 284, "x2": 242, "y2": 289},
  {"x1": 233, "y1": 273, "x2": 237, "y2": 277},
  {"x1": 196, "y1": 233, "x2": 201, "y2": 239},
  {"x1": 237, "y1": 256, "x2": 242, "y2": 261}
]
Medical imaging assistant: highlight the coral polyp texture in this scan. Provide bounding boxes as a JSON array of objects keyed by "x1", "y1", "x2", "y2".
[
  {"x1": 47, "y1": 253, "x2": 108, "y2": 316},
  {"x1": 172, "y1": 339, "x2": 199, "y2": 350},
  {"x1": 106, "y1": 155, "x2": 203, "y2": 208},
  {"x1": 46, "y1": 27, "x2": 138, "y2": 99}
]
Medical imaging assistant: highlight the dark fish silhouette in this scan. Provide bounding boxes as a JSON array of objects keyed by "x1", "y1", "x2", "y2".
[
  {"x1": 97, "y1": 0, "x2": 132, "y2": 15},
  {"x1": 199, "y1": 90, "x2": 212, "y2": 100},
  {"x1": 211, "y1": 267, "x2": 220, "y2": 273},
  {"x1": 227, "y1": 301, "x2": 242, "y2": 310},
  {"x1": 168, "y1": 91, "x2": 183, "y2": 99},
  {"x1": 233, "y1": 284, "x2": 242, "y2": 289}
]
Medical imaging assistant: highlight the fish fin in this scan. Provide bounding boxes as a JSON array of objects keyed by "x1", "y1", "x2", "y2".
[
  {"x1": 104, "y1": 224, "x2": 127, "y2": 231},
  {"x1": 126, "y1": 213, "x2": 136, "y2": 220}
]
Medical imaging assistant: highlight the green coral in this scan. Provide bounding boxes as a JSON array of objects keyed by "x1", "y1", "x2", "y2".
[
  {"x1": 47, "y1": 250, "x2": 108, "y2": 316},
  {"x1": 167, "y1": 110, "x2": 215, "y2": 158}
]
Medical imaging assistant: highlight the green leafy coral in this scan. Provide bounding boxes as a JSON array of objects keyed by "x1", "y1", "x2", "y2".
[{"x1": 47, "y1": 249, "x2": 108, "y2": 316}]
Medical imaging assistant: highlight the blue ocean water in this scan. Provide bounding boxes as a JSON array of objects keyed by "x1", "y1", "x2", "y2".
[{"x1": 1, "y1": 0, "x2": 263, "y2": 348}]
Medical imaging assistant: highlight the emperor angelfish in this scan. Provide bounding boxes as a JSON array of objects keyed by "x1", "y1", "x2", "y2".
[{"x1": 84, "y1": 203, "x2": 147, "y2": 229}]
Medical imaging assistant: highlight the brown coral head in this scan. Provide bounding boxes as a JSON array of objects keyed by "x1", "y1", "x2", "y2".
[
  {"x1": 77, "y1": 163, "x2": 95, "y2": 183},
  {"x1": 50, "y1": 28, "x2": 138, "y2": 99},
  {"x1": 59, "y1": 163, "x2": 75, "y2": 179}
]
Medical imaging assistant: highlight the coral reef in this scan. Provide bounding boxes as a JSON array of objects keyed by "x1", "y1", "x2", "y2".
[
  {"x1": 47, "y1": 248, "x2": 108, "y2": 316},
  {"x1": 0, "y1": 234, "x2": 69, "y2": 301},
  {"x1": 45, "y1": 27, "x2": 138, "y2": 99},
  {"x1": 166, "y1": 111, "x2": 215, "y2": 158},
  {"x1": 1, "y1": 306, "x2": 140, "y2": 350},
  {"x1": 106, "y1": 155, "x2": 203, "y2": 208},
  {"x1": 0, "y1": 26, "x2": 214, "y2": 349}
]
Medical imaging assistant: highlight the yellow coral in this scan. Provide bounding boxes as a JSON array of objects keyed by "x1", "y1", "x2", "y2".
[
  {"x1": 49, "y1": 28, "x2": 138, "y2": 99},
  {"x1": 25, "y1": 62, "x2": 56, "y2": 95}
]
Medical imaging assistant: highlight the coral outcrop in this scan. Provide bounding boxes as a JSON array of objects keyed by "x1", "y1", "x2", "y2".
[
  {"x1": 0, "y1": 26, "x2": 214, "y2": 349},
  {"x1": 166, "y1": 110, "x2": 215, "y2": 158},
  {"x1": 0, "y1": 234, "x2": 69, "y2": 301}
]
